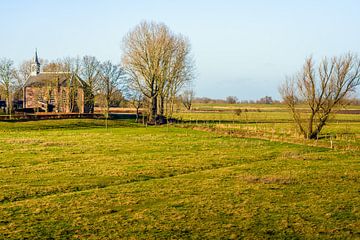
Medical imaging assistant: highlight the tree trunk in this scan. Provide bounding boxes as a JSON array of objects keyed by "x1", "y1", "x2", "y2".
[
  {"x1": 85, "y1": 91, "x2": 95, "y2": 113},
  {"x1": 90, "y1": 98, "x2": 95, "y2": 113},
  {"x1": 150, "y1": 95, "x2": 157, "y2": 123},
  {"x1": 307, "y1": 112, "x2": 315, "y2": 139},
  {"x1": 5, "y1": 87, "x2": 11, "y2": 114},
  {"x1": 289, "y1": 107, "x2": 307, "y2": 138},
  {"x1": 169, "y1": 96, "x2": 175, "y2": 118},
  {"x1": 6, "y1": 95, "x2": 10, "y2": 115},
  {"x1": 106, "y1": 94, "x2": 111, "y2": 114},
  {"x1": 308, "y1": 115, "x2": 329, "y2": 139},
  {"x1": 159, "y1": 95, "x2": 164, "y2": 117},
  {"x1": 135, "y1": 107, "x2": 139, "y2": 122}
]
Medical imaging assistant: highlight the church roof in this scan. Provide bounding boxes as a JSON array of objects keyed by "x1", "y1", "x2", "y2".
[{"x1": 24, "y1": 72, "x2": 86, "y2": 88}]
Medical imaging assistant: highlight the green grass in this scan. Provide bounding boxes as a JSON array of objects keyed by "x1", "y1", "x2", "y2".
[
  {"x1": 174, "y1": 110, "x2": 360, "y2": 123},
  {"x1": 0, "y1": 119, "x2": 359, "y2": 239},
  {"x1": 191, "y1": 102, "x2": 360, "y2": 111},
  {"x1": 174, "y1": 104, "x2": 360, "y2": 150}
]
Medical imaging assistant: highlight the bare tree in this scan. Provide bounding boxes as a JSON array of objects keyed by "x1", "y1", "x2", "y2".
[
  {"x1": 61, "y1": 57, "x2": 87, "y2": 112},
  {"x1": 122, "y1": 21, "x2": 194, "y2": 123},
  {"x1": 14, "y1": 60, "x2": 32, "y2": 101},
  {"x1": 42, "y1": 59, "x2": 65, "y2": 72},
  {"x1": 61, "y1": 57, "x2": 80, "y2": 74},
  {"x1": 180, "y1": 89, "x2": 195, "y2": 111},
  {"x1": 80, "y1": 56, "x2": 100, "y2": 113},
  {"x1": 160, "y1": 36, "x2": 194, "y2": 118},
  {"x1": 280, "y1": 53, "x2": 360, "y2": 139},
  {"x1": 42, "y1": 57, "x2": 83, "y2": 113},
  {"x1": 128, "y1": 89, "x2": 144, "y2": 122},
  {"x1": 257, "y1": 96, "x2": 273, "y2": 104},
  {"x1": 99, "y1": 61, "x2": 125, "y2": 123},
  {"x1": 226, "y1": 96, "x2": 238, "y2": 104},
  {"x1": 0, "y1": 85, "x2": 4, "y2": 100},
  {"x1": 0, "y1": 58, "x2": 16, "y2": 114}
]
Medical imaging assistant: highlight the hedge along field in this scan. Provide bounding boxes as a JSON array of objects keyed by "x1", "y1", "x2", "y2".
[{"x1": 0, "y1": 119, "x2": 359, "y2": 239}]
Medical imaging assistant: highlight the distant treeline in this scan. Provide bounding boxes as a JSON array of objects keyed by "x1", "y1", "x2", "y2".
[
  {"x1": 194, "y1": 96, "x2": 281, "y2": 104},
  {"x1": 194, "y1": 95, "x2": 360, "y2": 105}
]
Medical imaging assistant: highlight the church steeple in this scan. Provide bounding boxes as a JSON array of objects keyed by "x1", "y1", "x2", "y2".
[{"x1": 31, "y1": 49, "x2": 41, "y2": 76}]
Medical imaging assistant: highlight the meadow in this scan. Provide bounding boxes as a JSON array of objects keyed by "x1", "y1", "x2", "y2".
[
  {"x1": 0, "y1": 105, "x2": 359, "y2": 239},
  {"x1": 174, "y1": 103, "x2": 360, "y2": 150}
]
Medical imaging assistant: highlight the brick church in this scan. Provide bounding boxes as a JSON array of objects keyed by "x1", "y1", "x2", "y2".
[{"x1": 23, "y1": 51, "x2": 89, "y2": 113}]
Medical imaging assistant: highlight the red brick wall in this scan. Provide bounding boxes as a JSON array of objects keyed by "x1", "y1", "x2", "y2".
[{"x1": 25, "y1": 86, "x2": 85, "y2": 113}]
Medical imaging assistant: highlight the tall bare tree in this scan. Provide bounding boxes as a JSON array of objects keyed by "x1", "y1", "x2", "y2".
[
  {"x1": 14, "y1": 60, "x2": 32, "y2": 100},
  {"x1": 99, "y1": 61, "x2": 125, "y2": 116},
  {"x1": 0, "y1": 58, "x2": 16, "y2": 114},
  {"x1": 42, "y1": 57, "x2": 83, "y2": 112},
  {"x1": 122, "y1": 21, "x2": 194, "y2": 123},
  {"x1": 54, "y1": 57, "x2": 84, "y2": 112},
  {"x1": 162, "y1": 36, "x2": 194, "y2": 118},
  {"x1": 80, "y1": 56, "x2": 100, "y2": 113},
  {"x1": 280, "y1": 53, "x2": 360, "y2": 139}
]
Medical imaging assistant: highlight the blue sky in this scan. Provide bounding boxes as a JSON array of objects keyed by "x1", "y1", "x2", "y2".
[{"x1": 1, "y1": 0, "x2": 359, "y2": 100}]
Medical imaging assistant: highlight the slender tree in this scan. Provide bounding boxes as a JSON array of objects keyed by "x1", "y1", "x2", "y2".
[
  {"x1": 128, "y1": 89, "x2": 144, "y2": 122},
  {"x1": 42, "y1": 57, "x2": 83, "y2": 112},
  {"x1": 14, "y1": 60, "x2": 32, "y2": 101},
  {"x1": 0, "y1": 58, "x2": 16, "y2": 114},
  {"x1": 99, "y1": 61, "x2": 125, "y2": 122},
  {"x1": 62, "y1": 57, "x2": 81, "y2": 112},
  {"x1": 279, "y1": 53, "x2": 360, "y2": 139},
  {"x1": 80, "y1": 56, "x2": 100, "y2": 113}
]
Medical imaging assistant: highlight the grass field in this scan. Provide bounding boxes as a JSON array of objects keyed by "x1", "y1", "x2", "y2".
[
  {"x1": 0, "y1": 117, "x2": 359, "y2": 239},
  {"x1": 174, "y1": 104, "x2": 360, "y2": 150}
]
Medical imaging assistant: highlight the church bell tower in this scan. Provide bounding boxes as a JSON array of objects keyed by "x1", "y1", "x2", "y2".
[{"x1": 31, "y1": 49, "x2": 41, "y2": 76}]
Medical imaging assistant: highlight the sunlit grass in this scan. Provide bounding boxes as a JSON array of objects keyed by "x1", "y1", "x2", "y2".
[
  {"x1": 0, "y1": 119, "x2": 359, "y2": 239},
  {"x1": 174, "y1": 105, "x2": 360, "y2": 150}
]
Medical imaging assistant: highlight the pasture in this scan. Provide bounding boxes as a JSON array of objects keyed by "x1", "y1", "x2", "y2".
[
  {"x1": 0, "y1": 105, "x2": 359, "y2": 239},
  {"x1": 175, "y1": 103, "x2": 360, "y2": 150}
]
